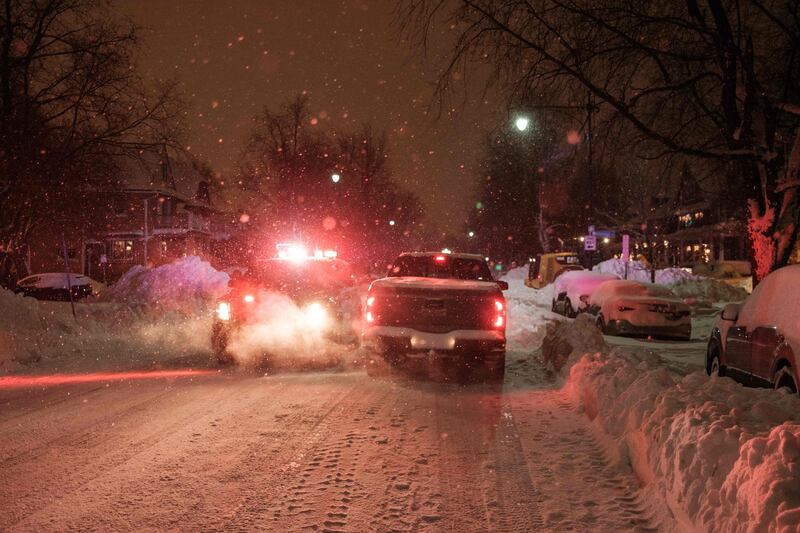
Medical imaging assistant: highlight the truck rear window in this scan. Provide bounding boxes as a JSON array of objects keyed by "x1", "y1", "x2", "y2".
[{"x1": 388, "y1": 256, "x2": 494, "y2": 281}]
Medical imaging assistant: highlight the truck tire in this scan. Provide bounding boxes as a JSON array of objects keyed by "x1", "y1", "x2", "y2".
[
  {"x1": 211, "y1": 323, "x2": 234, "y2": 365},
  {"x1": 484, "y1": 352, "x2": 506, "y2": 383}
]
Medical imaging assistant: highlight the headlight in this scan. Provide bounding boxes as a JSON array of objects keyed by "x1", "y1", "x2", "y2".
[
  {"x1": 216, "y1": 302, "x2": 231, "y2": 321},
  {"x1": 304, "y1": 302, "x2": 328, "y2": 328}
]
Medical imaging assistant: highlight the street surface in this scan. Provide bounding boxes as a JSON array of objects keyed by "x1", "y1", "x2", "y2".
[{"x1": 0, "y1": 357, "x2": 672, "y2": 532}]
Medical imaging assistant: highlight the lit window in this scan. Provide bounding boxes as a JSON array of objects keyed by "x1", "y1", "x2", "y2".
[{"x1": 112, "y1": 240, "x2": 135, "y2": 260}]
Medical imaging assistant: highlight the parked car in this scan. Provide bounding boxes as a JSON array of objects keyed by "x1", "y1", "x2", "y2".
[
  {"x1": 14, "y1": 273, "x2": 101, "y2": 301},
  {"x1": 706, "y1": 264, "x2": 799, "y2": 395},
  {"x1": 362, "y1": 252, "x2": 508, "y2": 379},
  {"x1": 587, "y1": 280, "x2": 692, "y2": 340},
  {"x1": 552, "y1": 271, "x2": 618, "y2": 317}
]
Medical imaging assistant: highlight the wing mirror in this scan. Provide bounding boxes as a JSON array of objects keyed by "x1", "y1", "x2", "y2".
[
  {"x1": 496, "y1": 280, "x2": 509, "y2": 291},
  {"x1": 721, "y1": 303, "x2": 740, "y2": 322}
]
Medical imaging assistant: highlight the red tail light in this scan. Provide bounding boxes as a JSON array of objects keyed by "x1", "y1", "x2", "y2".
[
  {"x1": 493, "y1": 299, "x2": 506, "y2": 329},
  {"x1": 434, "y1": 255, "x2": 447, "y2": 262}
]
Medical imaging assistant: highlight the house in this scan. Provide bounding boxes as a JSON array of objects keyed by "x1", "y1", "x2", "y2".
[{"x1": 26, "y1": 152, "x2": 217, "y2": 283}]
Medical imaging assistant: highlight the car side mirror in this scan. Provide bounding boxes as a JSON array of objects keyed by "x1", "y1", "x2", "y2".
[
  {"x1": 721, "y1": 303, "x2": 740, "y2": 322},
  {"x1": 496, "y1": 280, "x2": 509, "y2": 291}
]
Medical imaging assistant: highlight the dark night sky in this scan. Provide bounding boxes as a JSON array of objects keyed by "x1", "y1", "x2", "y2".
[{"x1": 117, "y1": 0, "x2": 504, "y2": 233}]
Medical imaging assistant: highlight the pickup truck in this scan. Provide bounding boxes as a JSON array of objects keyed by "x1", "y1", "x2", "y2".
[{"x1": 362, "y1": 252, "x2": 508, "y2": 379}]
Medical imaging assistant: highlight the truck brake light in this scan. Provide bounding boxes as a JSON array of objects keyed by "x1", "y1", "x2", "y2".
[{"x1": 493, "y1": 299, "x2": 506, "y2": 328}]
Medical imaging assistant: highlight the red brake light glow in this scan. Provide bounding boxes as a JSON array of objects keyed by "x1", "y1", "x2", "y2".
[
  {"x1": 243, "y1": 294, "x2": 255, "y2": 303},
  {"x1": 493, "y1": 299, "x2": 506, "y2": 329},
  {"x1": 435, "y1": 255, "x2": 447, "y2": 262}
]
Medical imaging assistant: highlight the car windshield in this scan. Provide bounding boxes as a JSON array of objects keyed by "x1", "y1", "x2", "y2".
[
  {"x1": 388, "y1": 256, "x2": 494, "y2": 281},
  {"x1": 251, "y1": 259, "x2": 352, "y2": 292}
]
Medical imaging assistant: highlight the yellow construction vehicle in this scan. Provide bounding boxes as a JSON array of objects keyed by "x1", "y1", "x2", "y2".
[{"x1": 525, "y1": 252, "x2": 583, "y2": 289}]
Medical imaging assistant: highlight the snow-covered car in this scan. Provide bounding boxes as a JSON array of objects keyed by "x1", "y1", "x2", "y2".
[
  {"x1": 362, "y1": 252, "x2": 508, "y2": 379},
  {"x1": 706, "y1": 264, "x2": 799, "y2": 395},
  {"x1": 14, "y1": 272, "x2": 101, "y2": 301},
  {"x1": 587, "y1": 280, "x2": 691, "y2": 340},
  {"x1": 211, "y1": 256, "x2": 359, "y2": 364},
  {"x1": 551, "y1": 271, "x2": 618, "y2": 317}
]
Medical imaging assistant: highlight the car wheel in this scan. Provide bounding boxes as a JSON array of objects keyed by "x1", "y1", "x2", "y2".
[
  {"x1": 484, "y1": 352, "x2": 506, "y2": 383},
  {"x1": 773, "y1": 366, "x2": 798, "y2": 395},
  {"x1": 706, "y1": 339, "x2": 725, "y2": 377},
  {"x1": 564, "y1": 298, "x2": 576, "y2": 318},
  {"x1": 595, "y1": 314, "x2": 605, "y2": 333}
]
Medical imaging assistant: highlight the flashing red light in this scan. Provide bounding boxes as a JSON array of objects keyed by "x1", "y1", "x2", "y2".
[
  {"x1": 435, "y1": 255, "x2": 447, "y2": 262},
  {"x1": 243, "y1": 294, "x2": 255, "y2": 303},
  {"x1": 366, "y1": 311, "x2": 375, "y2": 323},
  {"x1": 493, "y1": 315, "x2": 505, "y2": 328},
  {"x1": 366, "y1": 296, "x2": 375, "y2": 307}
]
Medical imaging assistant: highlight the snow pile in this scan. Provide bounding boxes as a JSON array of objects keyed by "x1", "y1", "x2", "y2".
[
  {"x1": 668, "y1": 278, "x2": 749, "y2": 303},
  {"x1": 100, "y1": 256, "x2": 229, "y2": 309},
  {"x1": 0, "y1": 288, "x2": 212, "y2": 373},
  {"x1": 500, "y1": 264, "x2": 529, "y2": 281},
  {"x1": 563, "y1": 343, "x2": 800, "y2": 532},
  {"x1": 593, "y1": 259, "x2": 697, "y2": 285},
  {"x1": 540, "y1": 313, "x2": 607, "y2": 373},
  {"x1": 503, "y1": 274, "x2": 562, "y2": 352}
]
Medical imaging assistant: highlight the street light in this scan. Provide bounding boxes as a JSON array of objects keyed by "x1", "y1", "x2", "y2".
[
  {"x1": 388, "y1": 220, "x2": 396, "y2": 226},
  {"x1": 468, "y1": 231, "x2": 475, "y2": 238},
  {"x1": 331, "y1": 173, "x2": 341, "y2": 183},
  {"x1": 514, "y1": 116, "x2": 530, "y2": 132}
]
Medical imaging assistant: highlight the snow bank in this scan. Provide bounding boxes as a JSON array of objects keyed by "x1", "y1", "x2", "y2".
[
  {"x1": 0, "y1": 289, "x2": 214, "y2": 374},
  {"x1": 540, "y1": 314, "x2": 607, "y2": 374},
  {"x1": 554, "y1": 318, "x2": 800, "y2": 532},
  {"x1": 500, "y1": 264, "x2": 529, "y2": 281},
  {"x1": 593, "y1": 258, "x2": 697, "y2": 285},
  {"x1": 668, "y1": 278, "x2": 749, "y2": 303},
  {"x1": 502, "y1": 271, "x2": 562, "y2": 352},
  {"x1": 100, "y1": 256, "x2": 229, "y2": 309}
]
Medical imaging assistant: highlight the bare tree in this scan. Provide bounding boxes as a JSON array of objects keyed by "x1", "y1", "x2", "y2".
[
  {"x1": 0, "y1": 0, "x2": 183, "y2": 252},
  {"x1": 400, "y1": 0, "x2": 800, "y2": 278}
]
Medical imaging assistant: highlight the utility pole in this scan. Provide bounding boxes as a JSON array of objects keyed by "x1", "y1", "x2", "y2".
[{"x1": 586, "y1": 91, "x2": 596, "y2": 269}]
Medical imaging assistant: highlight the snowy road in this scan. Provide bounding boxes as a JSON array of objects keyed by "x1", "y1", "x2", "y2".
[{"x1": 0, "y1": 362, "x2": 671, "y2": 532}]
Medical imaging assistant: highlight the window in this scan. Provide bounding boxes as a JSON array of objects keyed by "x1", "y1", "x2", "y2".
[
  {"x1": 111, "y1": 240, "x2": 135, "y2": 260},
  {"x1": 388, "y1": 256, "x2": 493, "y2": 281}
]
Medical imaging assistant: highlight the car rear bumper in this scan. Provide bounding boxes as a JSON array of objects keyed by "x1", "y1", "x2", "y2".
[
  {"x1": 605, "y1": 319, "x2": 691, "y2": 340},
  {"x1": 362, "y1": 325, "x2": 506, "y2": 355}
]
